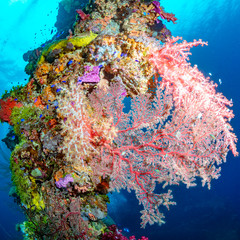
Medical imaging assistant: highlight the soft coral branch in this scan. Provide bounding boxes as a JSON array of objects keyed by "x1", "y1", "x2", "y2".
[
  {"x1": 86, "y1": 79, "x2": 236, "y2": 226},
  {"x1": 149, "y1": 36, "x2": 238, "y2": 156},
  {"x1": 60, "y1": 38, "x2": 237, "y2": 228}
]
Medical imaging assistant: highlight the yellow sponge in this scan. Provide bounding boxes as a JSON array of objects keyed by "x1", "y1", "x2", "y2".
[{"x1": 38, "y1": 31, "x2": 98, "y2": 65}]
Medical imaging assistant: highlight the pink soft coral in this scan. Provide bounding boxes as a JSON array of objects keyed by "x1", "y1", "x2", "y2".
[
  {"x1": 101, "y1": 225, "x2": 148, "y2": 240},
  {"x1": 149, "y1": 37, "x2": 238, "y2": 156}
]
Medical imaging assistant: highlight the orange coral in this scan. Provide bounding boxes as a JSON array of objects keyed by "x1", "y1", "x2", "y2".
[
  {"x1": 54, "y1": 169, "x2": 63, "y2": 182},
  {"x1": 47, "y1": 118, "x2": 57, "y2": 129},
  {"x1": 96, "y1": 179, "x2": 109, "y2": 194},
  {"x1": 26, "y1": 78, "x2": 35, "y2": 92},
  {"x1": 54, "y1": 64, "x2": 65, "y2": 73},
  {"x1": 35, "y1": 63, "x2": 52, "y2": 81},
  {"x1": 34, "y1": 96, "x2": 45, "y2": 109},
  {"x1": 42, "y1": 86, "x2": 56, "y2": 102}
]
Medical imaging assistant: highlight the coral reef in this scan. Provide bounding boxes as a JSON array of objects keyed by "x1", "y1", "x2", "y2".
[{"x1": 0, "y1": 0, "x2": 237, "y2": 239}]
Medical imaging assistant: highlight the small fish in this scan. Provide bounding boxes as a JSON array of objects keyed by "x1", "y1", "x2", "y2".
[
  {"x1": 56, "y1": 30, "x2": 64, "y2": 39},
  {"x1": 88, "y1": 213, "x2": 97, "y2": 221},
  {"x1": 210, "y1": 134, "x2": 216, "y2": 139}
]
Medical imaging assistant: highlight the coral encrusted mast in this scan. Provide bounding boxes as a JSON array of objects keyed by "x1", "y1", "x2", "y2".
[{"x1": 0, "y1": 0, "x2": 238, "y2": 239}]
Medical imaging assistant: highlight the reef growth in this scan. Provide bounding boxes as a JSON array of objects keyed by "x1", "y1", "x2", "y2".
[{"x1": 0, "y1": 0, "x2": 237, "y2": 239}]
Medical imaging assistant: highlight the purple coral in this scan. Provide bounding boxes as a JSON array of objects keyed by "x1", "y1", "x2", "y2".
[
  {"x1": 152, "y1": 1, "x2": 163, "y2": 17},
  {"x1": 55, "y1": 174, "x2": 74, "y2": 188},
  {"x1": 151, "y1": 1, "x2": 177, "y2": 23},
  {"x1": 77, "y1": 65, "x2": 100, "y2": 83}
]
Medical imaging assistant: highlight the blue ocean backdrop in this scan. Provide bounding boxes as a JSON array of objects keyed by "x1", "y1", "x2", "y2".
[{"x1": 0, "y1": 0, "x2": 239, "y2": 239}]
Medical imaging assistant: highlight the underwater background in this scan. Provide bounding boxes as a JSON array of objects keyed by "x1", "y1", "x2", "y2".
[{"x1": 0, "y1": 0, "x2": 239, "y2": 239}]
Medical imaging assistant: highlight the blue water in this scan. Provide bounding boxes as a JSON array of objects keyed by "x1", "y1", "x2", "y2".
[{"x1": 0, "y1": 0, "x2": 239, "y2": 239}]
